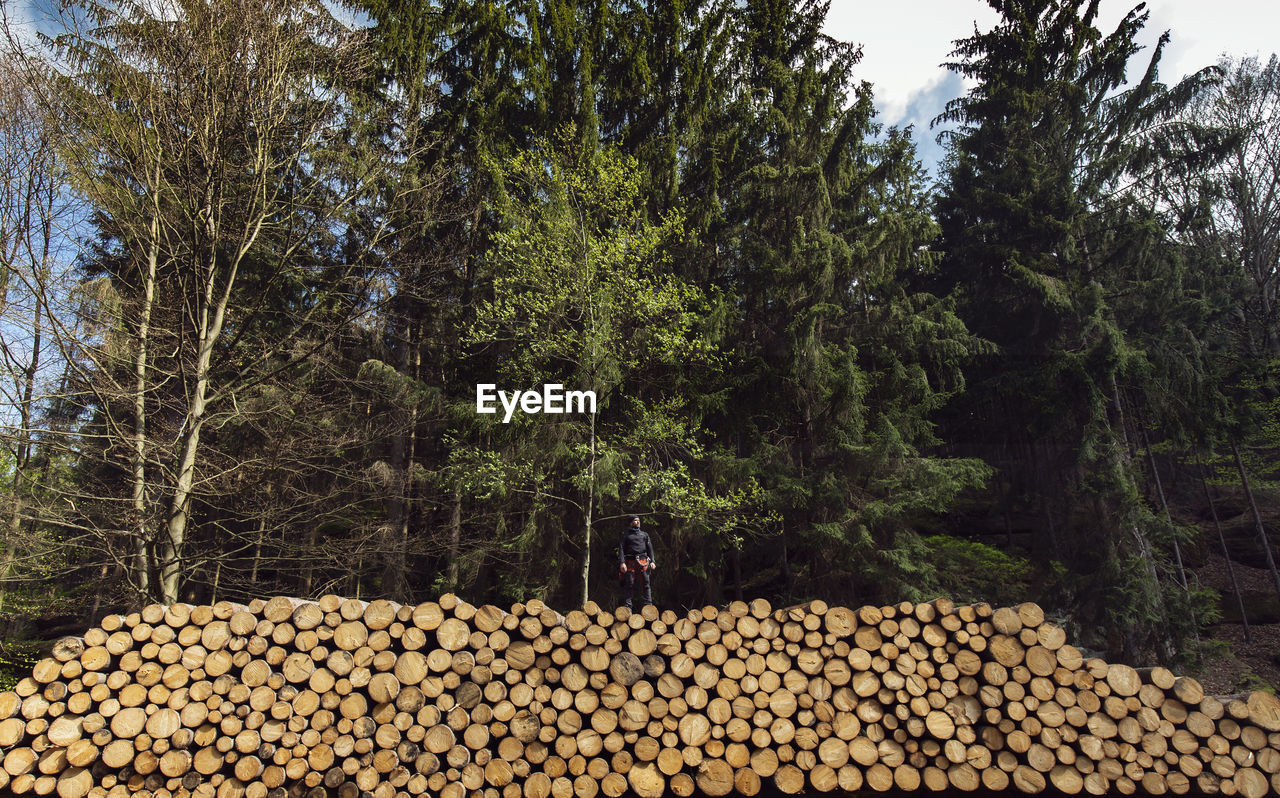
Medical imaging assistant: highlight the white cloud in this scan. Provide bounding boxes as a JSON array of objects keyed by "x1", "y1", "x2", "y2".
[
  {"x1": 821, "y1": 0, "x2": 1000, "y2": 126},
  {"x1": 823, "y1": 0, "x2": 1278, "y2": 128}
]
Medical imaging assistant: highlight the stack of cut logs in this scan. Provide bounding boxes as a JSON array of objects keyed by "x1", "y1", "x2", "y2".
[{"x1": 4, "y1": 595, "x2": 1280, "y2": 798}]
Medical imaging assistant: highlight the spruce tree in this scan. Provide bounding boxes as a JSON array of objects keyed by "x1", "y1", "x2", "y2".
[
  {"x1": 932, "y1": 0, "x2": 1221, "y2": 659},
  {"x1": 684, "y1": 0, "x2": 989, "y2": 603}
]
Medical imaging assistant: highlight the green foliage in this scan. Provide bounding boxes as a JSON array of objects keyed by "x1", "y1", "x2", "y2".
[
  {"x1": 1237, "y1": 669, "x2": 1278, "y2": 695},
  {"x1": 931, "y1": 0, "x2": 1227, "y2": 661},
  {"x1": 918, "y1": 535, "x2": 1033, "y2": 607},
  {"x1": 473, "y1": 134, "x2": 708, "y2": 382},
  {"x1": 0, "y1": 638, "x2": 42, "y2": 692},
  {"x1": 1, "y1": 0, "x2": 1267, "y2": 668},
  {"x1": 461, "y1": 135, "x2": 742, "y2": 602}
]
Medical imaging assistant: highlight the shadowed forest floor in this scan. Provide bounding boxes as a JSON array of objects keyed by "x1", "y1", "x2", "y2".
[{"x1": 1197, "y1": 552, "x2": 1280, "y2": 693}]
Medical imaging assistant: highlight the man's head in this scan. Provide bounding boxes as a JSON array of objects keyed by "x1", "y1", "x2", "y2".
[{"x1": 628, "y1": 515, "x2": 641, "y2": 528}]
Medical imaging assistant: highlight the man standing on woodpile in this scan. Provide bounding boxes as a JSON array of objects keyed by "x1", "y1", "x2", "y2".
[{"x1": 618, "y1": 514, "x2": 656, "y2": 609}]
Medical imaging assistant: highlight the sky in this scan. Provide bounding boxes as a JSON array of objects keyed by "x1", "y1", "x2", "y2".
[{"x1": 822, "y1": 0, "x2": 1279, "y2": 174}]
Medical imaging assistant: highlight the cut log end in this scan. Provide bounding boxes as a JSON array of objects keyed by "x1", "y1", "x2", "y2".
[{"x1": 3, "y1": 593, "x2": 1278, "y2": 798}]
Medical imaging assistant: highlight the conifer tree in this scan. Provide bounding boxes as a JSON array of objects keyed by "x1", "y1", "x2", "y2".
[
  {"x1": 932, "y1": 0, "x2": 1221, "y2": 658},
  {"x1": 674, "y1": 0, "x2": 990, "y2": 603}
]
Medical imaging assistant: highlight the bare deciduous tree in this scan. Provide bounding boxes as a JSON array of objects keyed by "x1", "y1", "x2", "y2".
[
  {"x1": 18, "y1": 0, "x2": 423, "y2": 605},
  {"x1": 0, "y1": 51, "x2": 84, "y2": 617}
]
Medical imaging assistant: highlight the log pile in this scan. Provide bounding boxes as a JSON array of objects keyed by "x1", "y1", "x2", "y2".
[{"x1": 4, "y1": 594, "x2": 1280, "y2": 798}]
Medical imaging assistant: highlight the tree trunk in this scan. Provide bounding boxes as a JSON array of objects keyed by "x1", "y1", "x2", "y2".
[
  {"x1": 732, "y1": 545, "x2": 743, "y2": 602},
  {"x1": 447, "y1": 490, "x2": 461, "y2": 592},
  {"x1": 299, "y1": 523, "x2": 319, "y2": 595},
  {"x1": 383, "y1": 312, "x2": 415, "y2": 598},
  {"x1": 581, "y1": 412, "x2": 596, "y2": 606},
  {"x1": 132, "y1": 213, "x2": 159, "y2": 600},
  {"x1": 1109, "y1": 388, "x2": 1174, "y2": 662},
  {"x1": 1199, "y1": 453, "x2": 1251, "y2": 642},
  {"x1": 1142, "y1": 428, "x2": 1198, "y2": 655},
  {"x1": 515, "y1": 490, "x2": 538, "y2": 599},
  {"x1": 0, "y1": 278, "x2": 40, "y2": 617},
  {"x1": 160, "y1": 230, "x2": 240, "y2": 604},
  {"x1": 781, "y1": 526, "x2": 792, "y2": 596},
  {"x1": 249, "y1": 516, "x2": 267, "y2": 586},
  {"x1": 1143, "y1": 429, "x2": 1191, "y2": 592},
  {"x1": 1232, "y1": 440, "x2": 1280, "y2": 596},
  {"x1": 386, "y1": 414, "x2": 407, "y2": 594},
  {"x1": 0, "y1": 197, "x2": 56, "y2": 614},
  {"x1": 85, "y1": 563, "x2": 112, "y2": 624},
  {"x1": 159, "y1": 376, "x2": 208, "y2": 604},
  {"x1": 402, "y1": 340, "x2": 421, "y2": 595},
  {"x1": 209, "y1": 559, "x2": 221, "y2": 604}
]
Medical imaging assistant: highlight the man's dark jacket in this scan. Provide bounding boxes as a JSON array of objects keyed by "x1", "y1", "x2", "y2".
[{"x1": 618, "y1": 526, "x2": 655, "y2": 565}]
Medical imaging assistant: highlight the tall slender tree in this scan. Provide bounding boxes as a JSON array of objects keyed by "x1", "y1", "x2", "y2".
[
  {"x1": 932, "y1": 0, "x2": 1221, "y2": 658},
  {"x1": 44, "y1": 0, "x2": 406, "y2": 604},
  {"x1": 641, "y1": 0, "x2": 991, "y2": 604},
  {"x1": 0, "y1": 53, "x2": 83, "y2": 619},
  {"x1": 466, "y1": 140, "x2": 729, "y2": 605}
]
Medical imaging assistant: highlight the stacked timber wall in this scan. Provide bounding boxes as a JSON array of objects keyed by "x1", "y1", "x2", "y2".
[{"x1": 2, "y1": 594, "x2": 1280, "y2": 798}]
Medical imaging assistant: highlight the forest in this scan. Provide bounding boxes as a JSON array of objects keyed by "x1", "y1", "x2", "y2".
[{"x1": 0, "y1": 0, "x2": 1278, "y2": 685}]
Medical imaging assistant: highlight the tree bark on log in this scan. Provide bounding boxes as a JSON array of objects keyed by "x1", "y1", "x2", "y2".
[{"x1": 4, "y1": 596, "x2": 1280, "y2": 798}]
